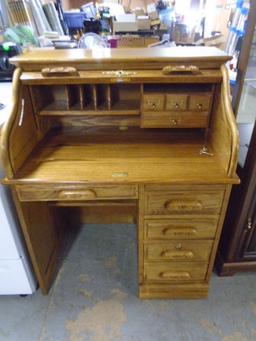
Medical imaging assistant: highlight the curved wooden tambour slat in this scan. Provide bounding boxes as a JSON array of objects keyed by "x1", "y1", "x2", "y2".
[
  {"x1": 221, "y1": 65, "x2": 239, "y2": 177},
  {"x1": 0, "y1": 68, "x2": 22, "y2": 178}
]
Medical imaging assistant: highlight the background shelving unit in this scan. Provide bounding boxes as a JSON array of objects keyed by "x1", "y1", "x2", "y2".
[{"x1": 225, "y1": 0, "x2": 250, "y2": 86}]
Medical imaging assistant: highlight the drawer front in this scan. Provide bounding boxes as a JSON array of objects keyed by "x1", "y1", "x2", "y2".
[
  {"x1": 16, "y1": 184, "x2": 138, "y2": 201},
  {"x1": 144, "y1": 262, "x2": 208, "y2": 282},
  {"x1": 144, "y1": 241, "x2": 213, "y2": 261},
  {"x1": 141, "y1": 112, "x2": 208, "y2": 128},
  {"x1": 145, "y1": 190, "x2": 224, "y2": 215},
  {"x1": 143, "y1": 94, "x2": 164, "y2": 111},
  {"x1": 189, "y1": 94, "x2": 212, "y2": 111},
  {"x1": 166, "y1": 94, "x2": 187, "y2": 111},
  {"x1": 144, "y1": 218, "x2": 219, "y2": 240}
]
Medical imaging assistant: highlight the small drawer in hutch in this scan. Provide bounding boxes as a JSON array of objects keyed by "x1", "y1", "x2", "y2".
[
  {"x1": 166, "y1": 94, "x2": 188, "y2": 111},
  {"x1": 140, "y1": 112, "x2": 208, "y2": 128},
  {"x1": 189, "y1": 94, "x2": 212, "y2": 111},
  {"x1": 142, "y1": 94, "x2": 164, "y2": 111}
]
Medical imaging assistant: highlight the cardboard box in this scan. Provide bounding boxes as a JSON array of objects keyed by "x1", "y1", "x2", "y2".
[
  {"x1": 144, "y1": 36, "x2": 160, "y2": 46},
  {"x1": 147, "y1": 3, "x2": 159, "y2": 20},
  {"x1": 117, "y1": 35, "x2": 145, "y2": 47},
  {"x1": 132, "y1": 8, "x2": 145, "y2": 16},
  {"x1": 113, "y1": 14, "x2": 138, "y2": 32},
  {"x1": 117, "y1": 35, "x2": 159, "y2": 47},
  {"x1": 150, "y1": 18, "x2": 161, "y2": 27},
  {"x1": 137, "y1": 15, "x2": 151, "y2": 30}
]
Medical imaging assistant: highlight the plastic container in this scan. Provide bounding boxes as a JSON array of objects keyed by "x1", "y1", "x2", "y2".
[{"x1": 63, "y1": 12, "x2": 87, "y2": 31}]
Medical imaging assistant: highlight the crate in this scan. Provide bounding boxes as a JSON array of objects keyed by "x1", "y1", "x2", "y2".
[{"x1": 63, "y1": 12, "x2": 87, "y2": 31}]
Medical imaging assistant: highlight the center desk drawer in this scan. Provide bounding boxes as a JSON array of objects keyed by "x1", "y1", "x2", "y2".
[
  {"x1": 144, "y1": 188, "x2": 224, "y2": 215},
  {"x1": 144, "y1": 262, "x2": 208, "y2": 282},
  {"x1": 16, "y1": 184, "x2": 138, "y2": 201}
]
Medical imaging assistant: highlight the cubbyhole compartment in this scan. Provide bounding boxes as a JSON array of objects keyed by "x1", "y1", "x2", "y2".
[
  {"x1": 29, "y1": 85, "x2": 54, "y2": 113},
  {"x1": 94, "y1": 84, "x2": 109, "y2": 111},
  {"x1": 66, "y1": 85, "x2": 80, "y2": 110},
  {"x1": 109, "y1": 84, "x2": 141, "y2": 112},
  {"x1": 30, "y1": 84, "x2": 76, "y2": 113},
  {"x1": 80, "y1": 85, "x2": 94, "y2": 110}
]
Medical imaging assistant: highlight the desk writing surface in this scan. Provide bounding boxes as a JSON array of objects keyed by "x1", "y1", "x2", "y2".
[{"x1": 8, "y1": 127, "x2": 234, "y2": 184}]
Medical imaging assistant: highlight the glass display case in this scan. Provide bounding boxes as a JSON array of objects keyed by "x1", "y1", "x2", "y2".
[
  {"x1": 237, "y1": 27, "x2": 256, "y2": 166},
  {"x1": 216, "y1": 6, "x2": 256, "y2": 275}
]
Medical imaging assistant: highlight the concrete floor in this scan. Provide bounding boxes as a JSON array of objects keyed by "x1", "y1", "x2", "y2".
[{"x1": 0, "y1": 224, "x2": 256, "y2": 341}]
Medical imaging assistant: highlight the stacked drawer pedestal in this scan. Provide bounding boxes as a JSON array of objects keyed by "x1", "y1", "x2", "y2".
[{"x1": 139, "y1": 185, "x2": 225, "y2": 299}]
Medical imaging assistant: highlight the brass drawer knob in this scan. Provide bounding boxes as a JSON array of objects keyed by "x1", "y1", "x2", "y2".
[
  {"x1": 197, "y1": 103, "x2": 203, "y2": 110},
  {"x1": 175, "y1": 243, "x2": 182, "y2": 250},
  {"x1": 171, "y1": 119, "x2": 178, "y2": 126},
  {"x1": 152, "y1": 103, "x2": 157, "y2": 109},
  {"x1": 175, "y1": 103, "x2": 180, "y2": 109}
]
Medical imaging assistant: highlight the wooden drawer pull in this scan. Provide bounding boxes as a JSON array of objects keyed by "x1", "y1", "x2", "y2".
[
  {"x1": 165, "y1": 200, "x2": 203, "y2": 211},
  {"x1": 41, "y1": 67, "x2": 79, "y2": 77},
  {"x1": 159, "y1": 271, "x2": 191, "y2": 279},
  {"x1": 160, "y1": 250, "x2": 194, "y2": 259},
  {"x1": 162, "y1": 65, "x2": 199, "y2": 75},
  {"x1": 163, "y1": 227, "x2": 197, "y2": 236},
  {"x1": 58, "y1": 189, "x2": 96, "y2": 199}
]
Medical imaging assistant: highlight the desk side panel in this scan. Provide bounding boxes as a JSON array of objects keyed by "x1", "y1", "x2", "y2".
[
  {"x1": 11, "y1": 188, "x2": 61, "y2": 294},
  {"x1": 209, "y1": 65, "x2": 239, "y2": 178},
  {"x1": 0, "y1": 69, "x2": 39, "y2": 177}
]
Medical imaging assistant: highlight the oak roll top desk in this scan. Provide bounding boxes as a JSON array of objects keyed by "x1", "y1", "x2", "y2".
[{"x1": 0, "y1": 47, "x2": 239, "y2": 298}]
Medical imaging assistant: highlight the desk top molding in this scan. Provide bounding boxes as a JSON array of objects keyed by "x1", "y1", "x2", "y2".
[{"x1": 10, "y1": 47, "x2": 232, "y2": 71}]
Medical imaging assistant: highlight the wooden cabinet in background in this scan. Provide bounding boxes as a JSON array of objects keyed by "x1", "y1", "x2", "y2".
[{"x1": 216, "y1": 123, "x2": 256, "y2": 275}]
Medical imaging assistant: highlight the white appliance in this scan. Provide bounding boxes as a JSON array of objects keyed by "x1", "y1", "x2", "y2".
[{"x1": 0, "y1": 82, "x2": 36, "y2": 295}]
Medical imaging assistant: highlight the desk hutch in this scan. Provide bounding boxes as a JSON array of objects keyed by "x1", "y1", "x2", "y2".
[{"x1": 1, "y1": 47, "x2": 239, "y2": 298}]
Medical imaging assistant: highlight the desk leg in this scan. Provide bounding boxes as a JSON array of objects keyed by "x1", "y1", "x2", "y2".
[{"x1": 12, "y1": 189, "x2": 60, "y2": 294}]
